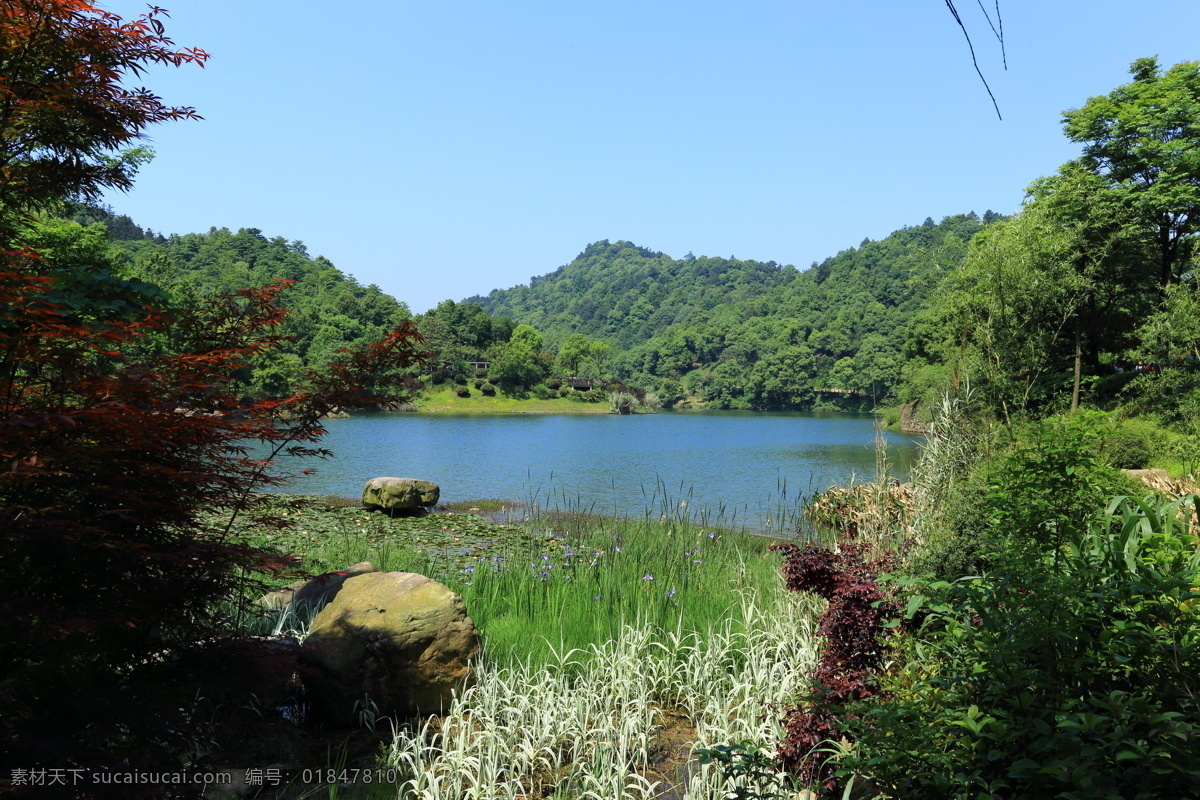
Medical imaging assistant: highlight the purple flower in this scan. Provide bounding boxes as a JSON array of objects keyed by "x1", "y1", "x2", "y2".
[
  {"x1": 614, "y1": 546, "x2": 622, "y2": 553},
  {"x1": 642, "y1": 574, "x2": 654, "y2": 581},
  {"x1": 463, "y1": 566, "x2": 475, "y2": 574},
  {"x1": 667, "y1": 588, "x2": 676, "y2": 599},
  {"x1": 707, "y1": 532, "x2": 716, "y2": 539},
  {"x1": 593, "y1": 596, "x2": 601, "y2": 601}
]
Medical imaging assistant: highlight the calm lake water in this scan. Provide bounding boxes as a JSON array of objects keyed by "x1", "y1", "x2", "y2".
[{"x1": 270, "y1": 410, "x2": 921, "y2": 534}]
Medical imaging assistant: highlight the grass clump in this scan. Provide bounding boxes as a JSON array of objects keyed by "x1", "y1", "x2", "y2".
[{"x1": 386, "y1": 586, "x2": 820, "y2": 800}]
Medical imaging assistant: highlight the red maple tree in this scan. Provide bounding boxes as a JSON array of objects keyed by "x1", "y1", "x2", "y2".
[{"x1": 0, "y1": 2, "x2": 427, "y2": 794}]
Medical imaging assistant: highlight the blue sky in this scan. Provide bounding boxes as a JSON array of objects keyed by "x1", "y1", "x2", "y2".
[{"x1": 100, "y1": 1, "x2": 1200, "y2": 313}]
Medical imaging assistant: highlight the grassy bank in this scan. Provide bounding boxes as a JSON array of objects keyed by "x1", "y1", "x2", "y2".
[
  {"x1": 411, "y1": 385, "x2": 611, "y2": 414},
  {"x1": 239, "y1": 495, "x2": 787, "y2": 665},
  {"x1": 223, "y1": 495, "x2": 817, "y2": 798}
]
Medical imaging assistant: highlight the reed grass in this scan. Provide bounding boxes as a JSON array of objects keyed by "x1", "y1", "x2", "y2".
[{"x1": 384, "y1": 585, "x2": 822, "y2": 800}]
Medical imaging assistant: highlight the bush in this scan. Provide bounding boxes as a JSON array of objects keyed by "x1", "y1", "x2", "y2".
[
  {"x1": 531, "y1": 383, "x2": 550, "y2": 400},
  {"x1": 453, "y1": 373, "x2": 468, "y2": 386},
  {"x1": 481, "y1": 382, "x2": 496, "y2": 396},
  {"x1": 474, "y1": 367, "x2": 489, "y2": 378},
  {"x1": 1100, "y1": 419, "x2": 1164, "y2": 469},
  {"x1": 844, "y1": 495, "x2": 1200, "y2": 799},
  {"x1": 828, "y1": 413, "x2": 1200, "y2": 799},
  {"x1": 473, "y1": 378, "x2": 484, "y2": 389},
  {"x1": 546, "y1": 378, "x2": 562, "y2": 391},
  {"x1": 456, "y1": 386, "x2": 471, "y2": 397},
  {"x1": 608, "y1": 391, "x2": 637, "y2": 414}
]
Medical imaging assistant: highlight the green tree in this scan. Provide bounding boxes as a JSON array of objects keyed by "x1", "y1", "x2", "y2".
[
  {"x1": 940, "y1": 203, "x2": 1093, "y2": 420},
  {"x1": 1063, "y1": 57, "x2": 1200, "y2": 287},
  {"x1": 557, "y1": 332, "x2": 592, "y2": 375}
]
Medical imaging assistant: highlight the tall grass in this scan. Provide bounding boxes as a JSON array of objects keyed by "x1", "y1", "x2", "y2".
[
  {"x1": 385, "y1": 585, "x2": 821, "y2": 799},
  {"x1": 247, "y1": 488, "x2": 797, "y2": 666},
  {"x1": 453, "y1": 517, "x2": 781, "y2": 666}
]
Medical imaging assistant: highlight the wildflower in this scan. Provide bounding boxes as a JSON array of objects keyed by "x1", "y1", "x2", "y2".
[
  {"x1": 614, "y1": 546, "x2": 622, "y2": 553},
  {"x1": 593, "y1": 596, "x2": 601, "y2": 601},
  {"x1": 708, "y1": 532, "x2": 717, "y2": 539},
  {"x1": 463, "y1": 566, "x2": 475, "y2": 574},
  {"x1": 642, "y1": 574, "x2": 654, "y2": 581},
  {"x1": 667, "y1": 588, "x2": 676, "y2": 599}
]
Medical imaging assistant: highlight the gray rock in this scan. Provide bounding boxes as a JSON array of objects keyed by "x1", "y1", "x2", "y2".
[
  {"x1": 302, "y1": 572, "x2": 480, "y2": 725},
  {"x1": 362, "y1": 477, "x2": 440, "y2": 510}
]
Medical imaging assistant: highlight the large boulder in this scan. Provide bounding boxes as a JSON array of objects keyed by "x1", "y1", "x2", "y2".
[
  {"x1": 258, "y1": 561, "x2": 380, "y2": 611},
  {"x1": 302, "y1": 572, "x2": 480, "y2": 725},
  {"x1": 362, "y1": 477, "x2": 440, "y2": 511}
]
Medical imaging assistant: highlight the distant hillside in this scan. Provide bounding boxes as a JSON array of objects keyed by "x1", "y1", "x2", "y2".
[
  {"x1": 72, "y1": 204, "x2": 413, "y2": 398},
  {"x1": 469, "y1": 241, "x2": 796, "y2": 350},
  {"x1": 470, "y1": 214, "x2": 998, "y2": 409}
]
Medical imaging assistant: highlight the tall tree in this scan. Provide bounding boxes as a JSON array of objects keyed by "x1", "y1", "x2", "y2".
[
  {"x1": 0, "y1": 3, "x2": 426, "y2": 790},
  {"x1": 0, "y1": 0, "x2": 208, "y2": 214},
  {"x1": 1063, "y1": 57, "x2": 1200, "y2": 287}
]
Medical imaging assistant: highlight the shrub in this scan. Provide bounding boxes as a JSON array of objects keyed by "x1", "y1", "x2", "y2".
[
  {"x1": 453, "y1": 373, "x2": 468, "y2": 386},
  {"x1": 473, "y1": 378, "x2": 484, "y2": 389},
  {"x1": 546, "y1": 378, "x2": 562, "y2": 391},
  {"x1": 456, "y1": 386, "x2": 471, "y2": 397},
  {"x1": 771, "y1": 539, "x2": 898, "y2": 793},
  {"x1": 608, "y1": 391, "x2": 637, "y2": 414},
  {"x1": 474, "y1": 367, "x2": 489, "y2": 378},
  {"x1": 1100, "y1": 419, "x2": 1163, "y2": 469},
  {"x1": 843, "y1": 495, "x2": 1200, "y2": 799},
  {"x1": 480, "y1": 382, "x2": 496, "y2": 395},
  {"x1": 531, "y1": 383, "x2": 550, "y2": 399}
]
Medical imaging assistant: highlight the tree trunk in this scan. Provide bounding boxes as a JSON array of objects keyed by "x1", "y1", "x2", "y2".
[{"x1": 1071, "y1": 320, "x2": 1082, "y2": 412}]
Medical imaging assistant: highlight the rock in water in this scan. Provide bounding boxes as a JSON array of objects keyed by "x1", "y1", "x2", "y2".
[
  {"x1": 302, "y1": 572, "x2": 480, "y2": 724},
  {"x1": 362, "y1": 477, "x2": 440, "y2": 511}
]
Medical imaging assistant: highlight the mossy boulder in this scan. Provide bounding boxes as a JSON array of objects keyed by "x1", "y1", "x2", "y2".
[
  {"x1": 362, "y1": 477, "x2": 440, "y2": 511},
  {"x1": 302, "y1": 572, "x2": 480, "y2": 724},
  {"x1": 257, "y1": 561, "x2": 380, "y2": 611}
]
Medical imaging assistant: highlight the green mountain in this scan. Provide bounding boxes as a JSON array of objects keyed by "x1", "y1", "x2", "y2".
[
  {"x1": 70, "y1": 205, "x2": 412, "y2": 398},
  {"x1": 471, "y1": 213, "x2": 997, "y2": 409}
]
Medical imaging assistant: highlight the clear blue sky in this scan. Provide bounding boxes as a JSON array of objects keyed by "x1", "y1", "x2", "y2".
[{"x1": 100, "y1": 1, "x2": 1200, "y2": 313}]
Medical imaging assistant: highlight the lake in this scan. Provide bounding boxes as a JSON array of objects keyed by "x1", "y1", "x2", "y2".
[{"x1": 270, "y1": 410, "x2": 921, "y2": 534}]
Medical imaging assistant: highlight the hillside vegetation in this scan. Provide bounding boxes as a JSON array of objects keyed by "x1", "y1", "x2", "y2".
[{"x1": 472, "y1": 215, "x2": 996, "y2": 410}]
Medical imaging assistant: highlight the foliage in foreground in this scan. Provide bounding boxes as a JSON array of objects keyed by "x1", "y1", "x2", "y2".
[
  {"x1": 0, "y1": 271, "x2": 425, "y2": 785},
  {"x1": 791, "y1": 412, "x2": 1200, "y2": 799},
  {"x1": 382, "y1": 588, "x2": 818, "y2": 800},
  {"x1": 844, "y1": 493, "x2": 1200, "y2": 799}
]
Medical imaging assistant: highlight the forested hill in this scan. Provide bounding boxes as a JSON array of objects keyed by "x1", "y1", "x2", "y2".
[
  {"x1": 467, "y1": 241, "x2": 797, "y2": 350},
  {"x1": 67, "y1": 205, "x2": 412, "y2": 398},
  {"x1": 471, "y1": 213, "x2": 998, "y2": 409}
]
